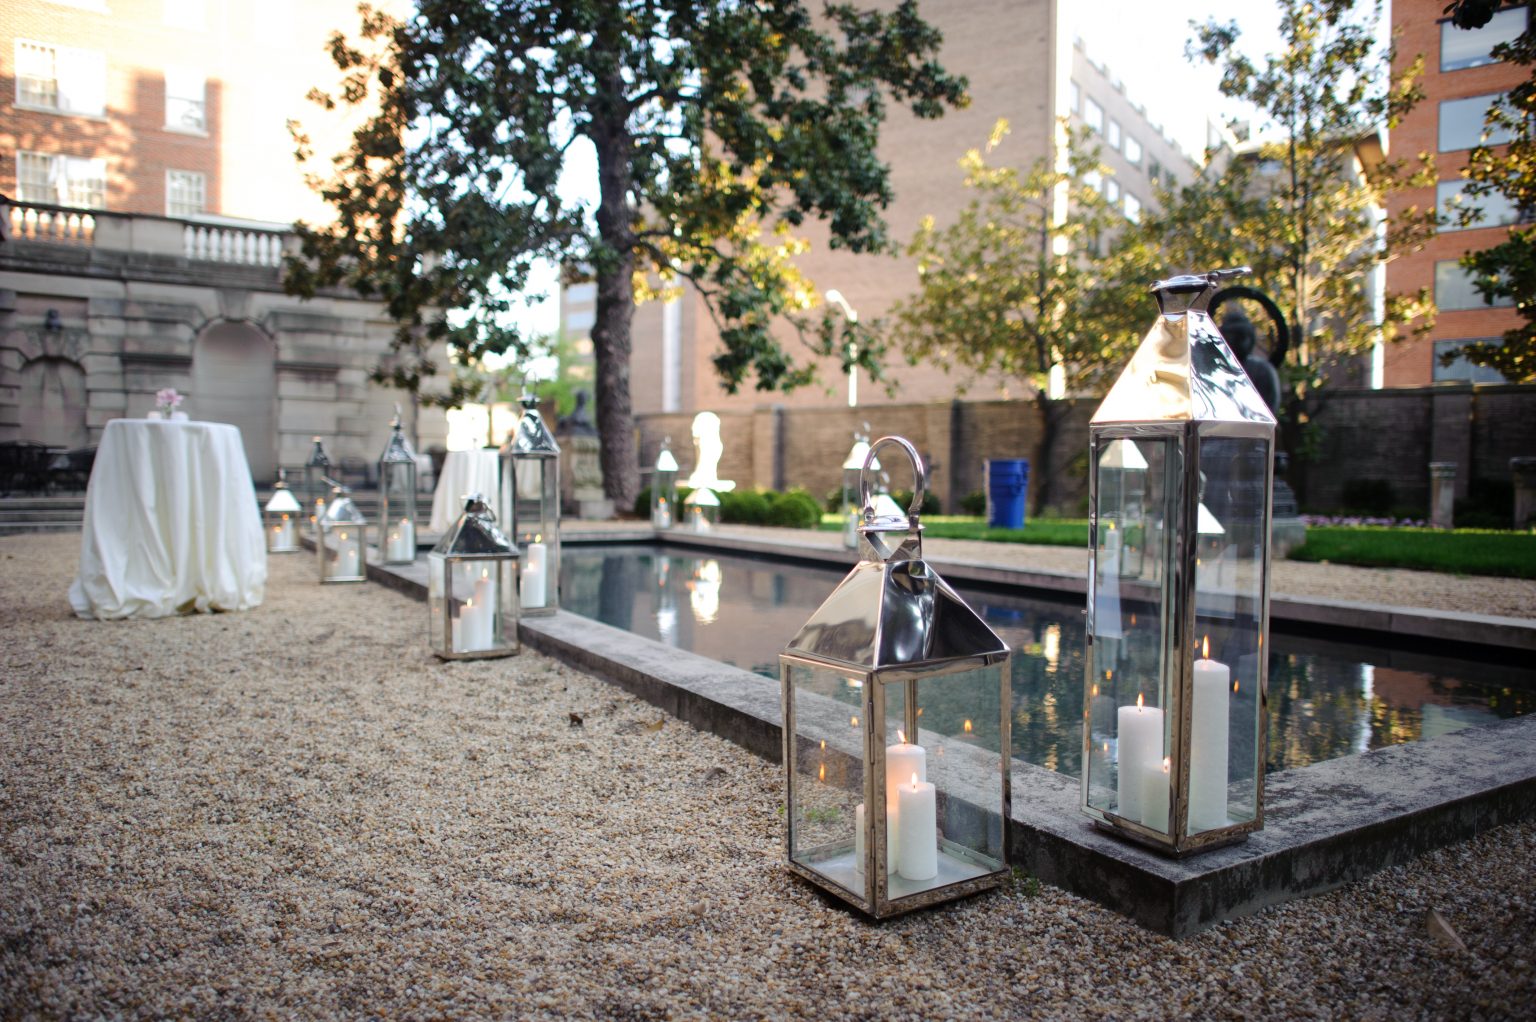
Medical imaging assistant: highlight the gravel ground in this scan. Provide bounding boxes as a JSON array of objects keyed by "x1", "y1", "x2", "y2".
[{"x1": 2, "y1": 532, "x2": 1533, "y2": 1020}]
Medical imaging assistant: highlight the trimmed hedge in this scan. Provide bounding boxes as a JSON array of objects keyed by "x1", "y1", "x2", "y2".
[{"x1": 634, "y1": 484, "x2": 820, "y2": 529}]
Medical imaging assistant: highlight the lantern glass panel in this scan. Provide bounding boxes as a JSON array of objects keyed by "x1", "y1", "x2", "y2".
[
  {"x1": 1189, "y1": 431, "x2": 1269, "y2": 833},
  {"x1": 786, "y1": 661, "x2": 867, "y2": 900},
  {"x1": 509, "y1": 457, "x2": 559, "y2": 611},
  {"x1": 1087, "y1": 434, "x2": 1177, "y2": 829},
  {"x1": 429, "y1": 552, "x2": 518, "y2": 657},
  {"x1": 379, "y1": 460, "x2": 418, "y2": 563},
  {"x1": 319, "y1": 521, "x2": 365, "y2": 582}
]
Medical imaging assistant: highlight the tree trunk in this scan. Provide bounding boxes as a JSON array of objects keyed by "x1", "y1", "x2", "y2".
[
  {"x1": 589, "y1": 59, "x2": 640, "y2": 512},
  {"x1": 1030, "y1": 392, "x2": 1063, "y2": 517}
]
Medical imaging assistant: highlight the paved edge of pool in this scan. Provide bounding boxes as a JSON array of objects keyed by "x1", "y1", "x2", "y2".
[
  {"x1": 368, "y1": 554, "x2": 1536, "y2": 938},
  {"x1": 647, "y1": 528, "x2": 1536, "y2": 656}
]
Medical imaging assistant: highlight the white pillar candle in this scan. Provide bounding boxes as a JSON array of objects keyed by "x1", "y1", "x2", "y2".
[
  {"x1": 472, "y1": 572, "x2": 496, "y2": 648},
  {"x1": 884, "y1": 734, "x2": 926, "y2": 868},
  {"x1": 854, "y1": 802, "x2": 866, "y2": 872},
  {"x1": 273, "y1": 515, "x2": 295, "y2": 551},
  {"x1": 386, "y1": 518, "x2": 415, "y2": 561},
  {"x1": 1116, "y1": 695, "x2": 1163, "y2": 824},
  {"x1": 895, "y1": 773, "x2": 938, "y2": 882},
  {"x1": 1189, "y1": 638, "x2": 1232, "y2": 832},
  {"x1": 334, "y1": 531, "x2": 360, "y2": 577},
  {"x1": 522, "y1": 542, "x2": 548, "y2": 609},
  {"x1": 1140, "y1": 757, "x2": 1171, "y2": 831}
]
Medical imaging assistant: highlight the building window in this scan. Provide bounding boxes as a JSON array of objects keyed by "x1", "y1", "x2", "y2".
[
  {"x1": 1435, "y1": 259, "x2": 1514, "y2": 310},
  {"x1": 1082, "y1": 169, "x2": 1103, "y2": 194},
  {"x1": 14, "y1": 40, "x2": 106, "y2": 115},
  {"x1": 1106, "y1": 119, "x2": 1122, "y2": 151},
  {"x1": 1439, "y1": 93, "x2": 1515, "y2": 151},
  {"x1": 1123, "y1": 134, "x2": 1142, "y2": 166},
  {"x1": 1124, "y1": 193, "x2": 1143, "y2": 223},
  {"x1": 1433, "y1": 339, "x2": 1507, "y2": 383},
  {"x1": 1441, "y1": 6, "x2": 1527, "y2": 71},
  {"x1": 1069, "y1": 79, "x2": 1081, "y2": 114},
  {"x1": 1083, "y1": 97, "x2": 1103, "y2": 133},
  {"x1": 1105, "y1": 178, "x2": 1121, "y2": 203},
  {"x1": 166, "y1": 169, "x2": 206, "y2": 217},
  {"x1": 1147, "y1": 158, "x2": 1162, "y2": 184},
  {"x1": 1437, "y1": 179, "x2": 1521, "y2": 231},
  {"x1": 17, "y1": 151, "x2": 107, "y2": 208},
  {"x1": 164, "y1": 68, "x2": 206, "y2": 133}
]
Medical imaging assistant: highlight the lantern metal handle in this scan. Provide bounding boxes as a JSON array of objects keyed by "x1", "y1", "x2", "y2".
[{"x1": 859, "y1": 435, "x2": 925, "y2": 523}]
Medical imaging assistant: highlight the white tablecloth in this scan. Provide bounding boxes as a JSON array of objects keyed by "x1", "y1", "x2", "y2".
[
  {"x1": 68, "y1": 419, "x2": 267, "y2": 619},
  {"x1": 429, "y1": 449, "x2": 502, "y2": 532}
]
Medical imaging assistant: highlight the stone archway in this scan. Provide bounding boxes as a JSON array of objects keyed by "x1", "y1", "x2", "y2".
[
  {"x1": 17, "y1": 356, "x2": 89, "y2": 448},
  {"x1": 192, "y1": 321, "x2": 276, "y2": 479}
]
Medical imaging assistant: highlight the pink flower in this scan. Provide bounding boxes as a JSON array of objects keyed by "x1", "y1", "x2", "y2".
[{"x1": 155, "y1": 388, "x2": 183, "y2": 409}]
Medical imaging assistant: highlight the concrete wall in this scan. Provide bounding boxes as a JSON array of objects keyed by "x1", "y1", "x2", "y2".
[{"x1": 641, "y1": 384, "x2": 1536, "y2": 517}]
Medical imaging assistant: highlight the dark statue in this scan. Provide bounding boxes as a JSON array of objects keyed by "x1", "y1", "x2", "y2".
[
  {"x1": 558, "y1": 389, "x2": 597, "y2": 436},
  {"x1": 1217, "y1": 306, "x2": 1283, "y2": 415}
]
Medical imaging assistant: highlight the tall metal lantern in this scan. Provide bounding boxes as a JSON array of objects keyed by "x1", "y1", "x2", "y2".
[
  {"x1": 317, "y1": 480, "x2": 368, "y2": 584},
  {"x1": 840, "y1": 429, "x2": 876, "y2": 550},
  {"x1": 780, "y1": 436, "x2": 1011, "y2": 917},
  {"x1": 501, "y1": 393, "x2": 560, "y2": 615},
  {"x1": 1082, "y1": 268, "x2": 1275, "y2": 856},
  {"x1": 264, "y1": 470, "x2": 301, "y2": 553},
  {"x1": 429, "y1": 493, "x2": 519, "y2": 659},
  {"x1": 378, "y1": 412, "x2": 419, "y2": 564},
  {"x1": 652, "y1": 438, "x2": 679, "y2": 529},
  {"x1": 303, "y1": 436, "x2": 331, "y2": 534},
  {"x1": 683, "y1": 485, "x2": 720, "y2": 531}
]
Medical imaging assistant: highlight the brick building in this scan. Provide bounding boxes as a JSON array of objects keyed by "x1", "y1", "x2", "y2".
[
  {"x1": 564, "y1": 1, "x2": 1203, "y2": 418},
  {"x1": 0, "y1": 0, "x2": 447, "y2": 481},
  {"x1": 1386, "y1": 0, "x2": 1529, "y2": 386}
]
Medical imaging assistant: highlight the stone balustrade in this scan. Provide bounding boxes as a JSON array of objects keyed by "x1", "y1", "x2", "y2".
[{"x1": 4, "y1": 199, "x2": 291, "y2": 268}]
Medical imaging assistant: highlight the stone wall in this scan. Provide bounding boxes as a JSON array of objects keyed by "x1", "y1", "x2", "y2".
[{"x1": 640, "y1": 384, "x2": 1536, "y2": 517}]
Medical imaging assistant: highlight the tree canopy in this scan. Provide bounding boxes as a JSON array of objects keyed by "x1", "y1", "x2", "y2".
[{"x1": 284, "y1": 0, "x2": 968, "y2": 504}]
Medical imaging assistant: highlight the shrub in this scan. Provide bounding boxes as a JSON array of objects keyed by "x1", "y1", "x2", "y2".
[
  {"x1": 765, "y1": 488, "x2": 822, "y2": 528},
  {"x1": 890, "y1": 488, "x2": 941, "y2": 516},
  {"x1": 633, "y1": 486, "x2": 652, "y2": 519},
  {"x1": 958, "y1": 490, "x2": 987, "y2": 516},
  {"x1": 1339, "y1": 478, "x2": 1395, "y2": 517},
  {"x1": 721, "y1": 488, "x2": 771, "y2": 525}
]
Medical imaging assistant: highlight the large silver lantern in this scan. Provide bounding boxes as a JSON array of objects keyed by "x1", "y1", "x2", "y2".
[
  {"x1": 264, "y1": 470, "x2": 301, "y2": 554},
  {"x1": 652, "y1": 438, "x2": 679, "y2": 529},
  {"x1": 1082, "y1": 268, "x2": 1275, "y2": 855},
  {"x1": 429, "y1": 493, "x2": 518, "y2": 659},
  {"x1": 840, "y1": 429, "x2": 875, "y2": 550},
  {"x1": 302, "y1": 436, "x2": 331, "y2": 534},
  {"x1": 780, "y1": 436, "x2": 1011, "y2": 918},
  {"x1": 683, "y1": 485, "x2": 720, "y2": 531},
  {"x1": 317, "y1": 480, "x2": 368, "y2": 584},
  {"x1": 378, "y1": 413, "x2": 419, "y2": 564},
  {"x1": 500, "y1": 393, "x2": 560, "y2": 615}
]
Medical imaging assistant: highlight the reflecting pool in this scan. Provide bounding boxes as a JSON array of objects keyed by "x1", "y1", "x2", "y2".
[{"x1": 562, "y1": 545, "x2": 1536, "y2": 775}]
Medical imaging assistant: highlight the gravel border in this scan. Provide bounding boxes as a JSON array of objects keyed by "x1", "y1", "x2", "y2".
[{"x1": 2, "y1": 533, "x2": 1531, "y2": 1019}]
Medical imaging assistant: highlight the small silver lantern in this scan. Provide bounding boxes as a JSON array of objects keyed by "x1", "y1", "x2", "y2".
[
  {"x1": 1082, "y1": 268, "x2": 1275, "y2": 855},
  {"x1": 429, "y1": 493, "x2": 519, "y2": 659},
  {"x1": 500, "y1": 393, "x2": 560, "y2": 615},
  {"x1": 302, "y1": 436, "x2": 331, "y2": 535},
  {"x1": 317, "y1": 479, "x2": 368, "y2": 583},
  {"x1": 264, "y1": 470, "x2": 302, "y2": 553},
  {"x1": 378, "y1": 412, "x2": 419, "y2": 564},
  {"x1": 683, "y1": 485, "x2": 720, "y2": 531},
  {"x1": 840, "y1": 429, "x2": 875, "y2": 550},
  {"x1": 780, "y1": 436, "x2": 1011, "y2": 918},
  {"x1": 652, "y1": 438, "x2": 679, "y2": 529}
]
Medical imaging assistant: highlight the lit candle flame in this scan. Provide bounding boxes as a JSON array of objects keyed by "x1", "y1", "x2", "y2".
[
  {"x1": 910, "y1": 771, "x2": 919, "y2": 790},
  {"x1": 818, "y1": 762, "x2": 825, "y2": 782},
  {"x1": 281, "y1": 513, "x2": 289, "y2": 521},
  {"x1": 1130, "y1": 613, "x2": 1137, "y2": 626},
  {"x1": 851, "y1": 715, "x2": 859, "y2": 728},
  {"x1": 897, "y1": 730, "x2": 906, "y2": 744},
  {"x1": 465, "y1": 598, "x2": 474, "y2": 610},
  {"x1": 1161, "y1": 756, "x2": 1170, "y2": 774},
  {"x1": 1136, "y1": 692, "x2": 1144, "y2": 711},
  {"x1": 535, "y1": 533, "x2": 542, "y2": 543},
  {"x1": 1202, "y1": 635, "x2": 1210, "y2": 660},
  {"x1": 1234, "y1": 680, "x2": 1240, "y2": 693},
  {"x1": 1091, "y1": 683, "x2": 1098, "y2": 698},
  {"x1": 963, "y1": 719, "x2": 973, "y2": 734},
  {"x1": 819, "y1": 739, "x2": 825, "y2": 750}
]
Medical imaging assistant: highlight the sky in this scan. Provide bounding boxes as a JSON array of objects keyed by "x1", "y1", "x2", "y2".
[{"x1": 506, "y1": 0, "x2": 1369, "y2": 361}]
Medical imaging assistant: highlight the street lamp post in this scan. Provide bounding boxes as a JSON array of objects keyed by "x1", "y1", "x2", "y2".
[{"x1": 825, "y1": 288, "x2": 859, "y2": 408}]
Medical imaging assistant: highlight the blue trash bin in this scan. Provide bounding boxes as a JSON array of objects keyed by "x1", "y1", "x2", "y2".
[{"x1": 986, "y1": 458, "x2": 1030, "y2": 529}]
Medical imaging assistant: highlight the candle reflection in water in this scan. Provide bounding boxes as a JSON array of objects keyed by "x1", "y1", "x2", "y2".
[{"x1": 687, "y1": 559, "x2": 722, "y2": 624}]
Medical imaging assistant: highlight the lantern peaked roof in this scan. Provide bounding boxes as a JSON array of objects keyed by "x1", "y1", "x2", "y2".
[
  {"x1": 1091, "y1": 269, "x2": 1276, "y2": 426},
  {"x1": 509, "y1": 394, "x2": 560, "y2": 456},
  {"x1": 656, "y1": 439, "x2": 679, "y2": 472},
  {"x1": 305, "y1": 436, "x2": 330, "y2": 468},
  {"x1": 264, "y1": 480, "x2": 301, "y2": 514},
  {"x1": 379, "y1": 415, "x2": 416, "y2": 464},
  {"x1": 319, "y1": 483, "x2": 366, "y2": 526},
  {"x1": 434, "y1": 494, "x2": 515, "y2": 557}
]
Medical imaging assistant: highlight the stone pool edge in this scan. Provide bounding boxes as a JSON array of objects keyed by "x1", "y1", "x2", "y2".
[{"x1": 369, "y1": 554, "x2": 1536, "y2": 938}]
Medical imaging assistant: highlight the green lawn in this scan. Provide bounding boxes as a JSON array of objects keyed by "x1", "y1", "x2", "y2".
[{"x1": 1288, "y1": 526, "x2": 1536, "y2": 579}]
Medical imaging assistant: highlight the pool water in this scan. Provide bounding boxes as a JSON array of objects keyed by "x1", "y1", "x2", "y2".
[{"x1": 561, "y1": 544, "x2": 1536, "y2": 775}]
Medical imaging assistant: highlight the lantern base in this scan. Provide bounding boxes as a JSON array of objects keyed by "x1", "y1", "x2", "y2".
[
  {"x1": 1091, "y1": 817, "x2": 1254, "y2": 858},
  {"x1": 434, "y1": 646, "x2": 518, "y2": 661},
  {"x1": 787, "y1": 850, "x2": 1006, "y2": 919}
]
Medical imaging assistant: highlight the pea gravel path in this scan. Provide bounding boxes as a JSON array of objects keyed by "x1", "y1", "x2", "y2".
[{"x1": 2, "y1": 533, "x2": 1532, "y2": 1020}]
